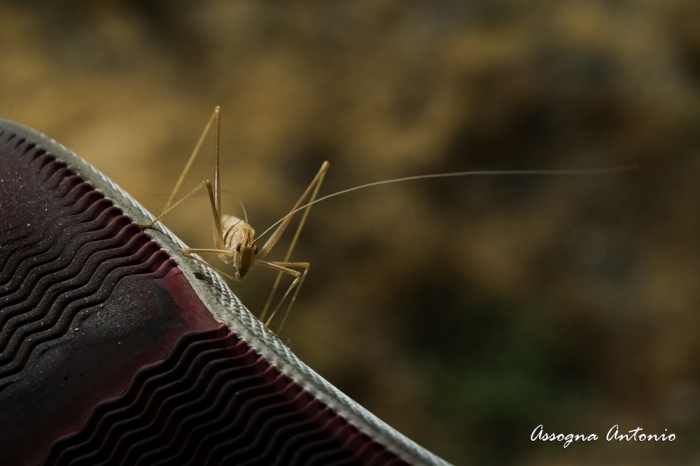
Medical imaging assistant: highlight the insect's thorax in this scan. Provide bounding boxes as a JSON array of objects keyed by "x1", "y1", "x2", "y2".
[{"x1": 219, "y1": 214, "x2": 257, "y2": 279}]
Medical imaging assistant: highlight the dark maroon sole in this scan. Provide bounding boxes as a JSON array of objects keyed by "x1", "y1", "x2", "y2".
[{"x1": 0, "y1": 121, "x2": 449, "y2": 466}]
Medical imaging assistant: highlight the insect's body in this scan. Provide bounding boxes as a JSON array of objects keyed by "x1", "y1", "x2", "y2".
[{"x1": 220, "y1": 214, "x2": 257, "y2": 279}]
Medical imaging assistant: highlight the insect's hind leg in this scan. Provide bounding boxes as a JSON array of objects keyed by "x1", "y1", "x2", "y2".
[
  {"x1": 258, "y1": 162, "x2": 329, "y2": 323},
  {"x1": 137, "y1": 179, "x2": 226, "y2": 250},
  {"x1": 257, "y1": 260, "x2": 310, "y2": 334},
  {"x1": 163, "y1": 107, "x2": 219, "y2": 213}
]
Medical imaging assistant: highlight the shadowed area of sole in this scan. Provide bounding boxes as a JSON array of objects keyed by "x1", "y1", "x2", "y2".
[{"x1": 0, "y1": 121, "x2": 448, "y2": 466}]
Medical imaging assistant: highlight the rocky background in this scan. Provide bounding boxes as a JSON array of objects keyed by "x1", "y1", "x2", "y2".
[{"x1": 1, "y1": 1, "x2": 700, "y2": 464}]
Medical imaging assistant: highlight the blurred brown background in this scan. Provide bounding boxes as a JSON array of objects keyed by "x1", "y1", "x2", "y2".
[{"x1": 2, "y1": 1, "x2": 700, "y2": 464}]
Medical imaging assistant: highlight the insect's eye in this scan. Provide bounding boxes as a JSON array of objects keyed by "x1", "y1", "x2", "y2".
[
  {"x1": 236, "y1": 243, "x2": 241, "y2": 252},
  {"x1": 254, "y1": 246, "x2": 259, "y2": 254}
]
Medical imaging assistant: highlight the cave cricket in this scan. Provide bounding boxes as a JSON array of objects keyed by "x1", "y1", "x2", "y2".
[{"x1": 138, "y1": 107, "x2": 634, "y2": 334}]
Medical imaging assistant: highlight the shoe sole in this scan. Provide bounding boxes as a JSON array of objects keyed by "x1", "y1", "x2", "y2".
[{"x1": 0, "y1": 120, "x2": 450, "y2": 466}]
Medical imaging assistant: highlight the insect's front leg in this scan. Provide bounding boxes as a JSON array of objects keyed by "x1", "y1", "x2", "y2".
[{"x1": 181, "y1": 248, "x2": 243, "y2": 282}]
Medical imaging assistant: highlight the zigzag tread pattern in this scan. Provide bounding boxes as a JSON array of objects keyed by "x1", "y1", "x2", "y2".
[
  {"x1": 0, "y1": 128, "x2": 176, "y2": 384},
  {"x1": 44, "y1": 327, "x2": 409, "y2": 466}
]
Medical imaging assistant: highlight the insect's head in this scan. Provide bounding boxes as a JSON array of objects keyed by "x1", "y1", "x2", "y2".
[{"x1": 233, "y1": 239, "x2": 258, "y2": 279}]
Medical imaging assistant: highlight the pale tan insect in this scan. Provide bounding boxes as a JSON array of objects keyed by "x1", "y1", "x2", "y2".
[
  {"x1": 139, "y1": 106, "x2": 635, "y2": 334},
  {"x1": 139, "y1": 107, "x2": 327, "y2": 333}
]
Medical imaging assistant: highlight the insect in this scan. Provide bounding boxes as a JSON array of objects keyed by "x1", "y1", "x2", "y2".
[{"x1": 139, "y1": 106, "x2": 634, "y2": 334}]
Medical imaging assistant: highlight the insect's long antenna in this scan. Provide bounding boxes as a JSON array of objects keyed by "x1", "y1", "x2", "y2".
[
  {"x1": 256, "y1": 164, "x2": 638, "y2": 242},
  {"x1": 231, "y1": 194, "x2": 248, "y2": 224},
  {"x1": 213, "y1": 106, "x2": 222, "y2": 221}
]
